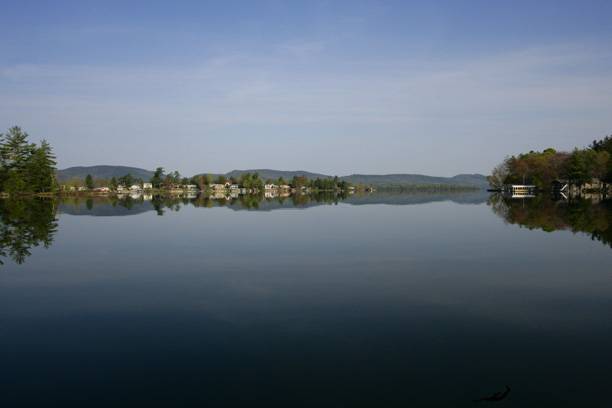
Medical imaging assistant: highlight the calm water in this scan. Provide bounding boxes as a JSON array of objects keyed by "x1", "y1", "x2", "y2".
[{"x1": 1, "y1": 193, "x2": 611, "y2": 407}]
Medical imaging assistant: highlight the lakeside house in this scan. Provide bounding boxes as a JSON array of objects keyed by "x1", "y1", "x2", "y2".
[
  {"x1": 55, "y1": 177, "x2": 353, "y2": 197},
  {"x1": 552, "y1": 178, "x2": 608, "y2": 198}
]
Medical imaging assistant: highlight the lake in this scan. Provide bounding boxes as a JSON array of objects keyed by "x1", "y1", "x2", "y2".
[{"x1": 1, "y1": 192, "x2": 611, "y2": 407}]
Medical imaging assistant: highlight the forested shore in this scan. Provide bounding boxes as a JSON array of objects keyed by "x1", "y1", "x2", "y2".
[{"x1": 488, "y1": 135, "x2": 612, "y2": 192}]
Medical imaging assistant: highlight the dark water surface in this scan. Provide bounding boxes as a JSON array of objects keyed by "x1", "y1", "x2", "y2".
[{"x1": 1, "y1": 193, "x2": 611, "y2": 407}]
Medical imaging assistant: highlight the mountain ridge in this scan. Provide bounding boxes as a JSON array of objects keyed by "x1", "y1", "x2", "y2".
[
  {"x1": 57, "y1": 165, "x2": 155, "y2": 182},
  {"x1": 57, "y1": 166, "x2": 488, "y2": 187}
]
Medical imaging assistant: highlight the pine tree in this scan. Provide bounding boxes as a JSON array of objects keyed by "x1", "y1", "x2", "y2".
[
  {"x1": 150, "y1": 167, "x2": 164, "y2": 188},
  {"x1": 1, "y1": 127, "x2": 36, "y2": 194},
  {"x1": 0, "y1": 127, "x2": 57, "y2": 194},
  {"x1": 85, "y1": 174, "x2": 94, "y2": 190}
]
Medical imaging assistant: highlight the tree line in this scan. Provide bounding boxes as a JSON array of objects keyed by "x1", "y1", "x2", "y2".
[
  {"x1": 0, "y1": 127, "x2": 57, "y2": 194},
  {"x1": 65, "y1": 168, "x2": 355, "y2": 193},
  {"x1": 0, "y1": 127, "x2": 354, "y2": 194},
  {"x1": 489, "y1": 135, "x2": 612, "y2": 189}
]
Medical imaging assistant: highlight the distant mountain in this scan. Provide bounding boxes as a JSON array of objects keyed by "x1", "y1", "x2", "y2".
[
  {"x1": 341, "y1": 173, "x2": 489, "y2": 188},
  {"x1": 223, "y1": 170, "x2": 487, "y2": 187},
  {"x1": 57, "y1": 166, "x2": 154, "y2": 182},
  {"x1": 58, "y1": 166, "x2": 488, "y2": 188},
  {"x1": 222, "y1": 170, "x2": 487, "y2": 188},
  {"x1": 224, "y1": 169, "x2": 330, "y2": 181}
]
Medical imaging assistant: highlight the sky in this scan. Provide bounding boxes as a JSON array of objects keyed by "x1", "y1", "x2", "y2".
[{"x1": 1, "y1": 0, "x2": 611, "y2": 176}]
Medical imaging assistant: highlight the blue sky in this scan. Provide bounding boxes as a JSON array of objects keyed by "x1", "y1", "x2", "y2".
[{"x1": 1, "y1": 0, "x2": 611, "y2": 176}]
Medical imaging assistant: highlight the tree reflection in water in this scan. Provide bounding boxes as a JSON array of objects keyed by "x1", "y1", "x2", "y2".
[
  {"x1": 0, "y1": 192, "x2": 348, "y2": 265},
  {"x1": 8, "y1": 191, "x2": 599, "y2": 265},
  {"x1": 489, "y1": 194, "x2": 612, "y2": 247},
  {"x1": 0, "y1": 198, "x2": 58, "y2": 265}
]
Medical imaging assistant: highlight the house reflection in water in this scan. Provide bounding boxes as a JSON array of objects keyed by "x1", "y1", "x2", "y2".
[{"x1": 508, "y1": 184, "x2": 537, "y2": 198}]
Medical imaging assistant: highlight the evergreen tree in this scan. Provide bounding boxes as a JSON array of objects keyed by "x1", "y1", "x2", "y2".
[
  {"x1": 26, "y1": 140, "x2": 57, "y2": 193},
  {"x1": 85, "y1": 174, "x2": 94, "y2": 190},
  {"x1": 0, "y1": 127, "x2": 57, "y2": 194},
  {"x1": 118, "y1": 174, "x2": 135, "y2": 187},
  {"x1": 150, "y1": 167, "x2": 164, "y2": 188},
  {"x1": 0, "y1": 127, "x2": 36, "y2": 193}
]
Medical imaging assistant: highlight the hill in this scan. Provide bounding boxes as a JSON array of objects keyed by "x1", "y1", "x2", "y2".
[
  {"x1": 341, "y1": 173, "x2": 489, "y2": 188},
  {"x1": 57, "y1": 166, "x2": 154, "y2": 182},
  {"x1": 224, "y1": 170, "x2": 487, "y2": 188},
  {"x1": 57, "y1": 166, "x2": 488, "y2": 188},
  {"x1": 224, "y1": 169, "x2": 330, "y2": 181}
]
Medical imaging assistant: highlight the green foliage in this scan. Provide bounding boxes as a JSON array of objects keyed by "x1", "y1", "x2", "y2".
[
  {"x1": 491, "y1": 135, "x2": 612, "y2": 188},
  {"x1": 150, "y1": 167, "x2": 164, "y2": 188},
  {"x1": 85, "y1": 174, "x2": 94, "y2": 189},
  {"x1": 0, "y1": 127, "x2": 57, "y2": 194},
  {"x1": 237, "y1": 173, "x2": 263, "y2": 189},
  {"x1": 291, "y1": 175, "x2": 308, "y2": 189},
  {"x1": 590, "y1": 135, "x2": 612, "y2": 182},
  {"x1": 118, "y1": 174, "x2": 135, "y2": 187}
]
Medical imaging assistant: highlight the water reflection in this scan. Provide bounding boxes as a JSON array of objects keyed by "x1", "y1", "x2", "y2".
[
  {"x1": 58, "y1": 191, "x2": 490, "y2": 216},
  {"x1": 0, "y1": 192, "x2": 487, "y2": 265},
  {"x1": 3, "y1": 191, "x2": 610, "y2": 265},
  {"x1": 0, "y1": 198, "x2": 58, "y2": 265},
  {"x1": 2, "y1": 192, "x2": 612, "y2": 406},
  {"x1": 489, "y1": 194, "x2": 612, "y2": 247}
]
